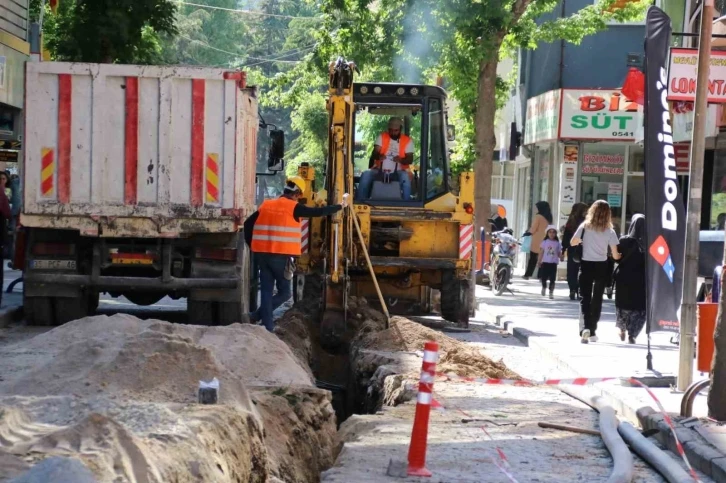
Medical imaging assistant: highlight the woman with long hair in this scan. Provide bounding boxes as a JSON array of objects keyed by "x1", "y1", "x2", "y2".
[
  {"x1": 523, "y1": 201, "x2": 553, "y2": 279},
  {"x1": 614, "y1": 214, "x2": 647, "y2": 344},
  {"x1": 570, "y1": 200, "x2": 621, "y2": 344},
  {"x1": 561, "y1": 202, "x2": 588, "y2": 300}
]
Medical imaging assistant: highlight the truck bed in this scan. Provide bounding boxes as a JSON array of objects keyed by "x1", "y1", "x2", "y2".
[{"x1": 22, "y1": 62, "x2": 258, "y2": 237}]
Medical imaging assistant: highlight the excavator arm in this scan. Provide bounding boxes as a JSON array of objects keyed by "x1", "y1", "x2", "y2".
[{"x1": 320, "y1": 58, "x2": 357, "y2": 349}]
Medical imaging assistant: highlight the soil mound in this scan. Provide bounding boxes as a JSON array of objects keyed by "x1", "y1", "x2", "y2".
[
  {"x1": 0, "y1": 314, "x2": 334, "y2": 483},
  {"x1": 356, "y1": 315, "x2": 520, "y2": 380},
  {"x1": 0, "y1": 314, "x2": 312, "y2": 406}
]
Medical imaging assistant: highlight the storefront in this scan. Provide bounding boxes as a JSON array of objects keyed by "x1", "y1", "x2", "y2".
[{"x1": 522, "y1": 88, "x2": 646, "y2": 237}]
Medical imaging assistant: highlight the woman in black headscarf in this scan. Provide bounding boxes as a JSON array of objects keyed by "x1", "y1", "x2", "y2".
[{"x1": 614, "y1": 214, "x2": 646, "y2": 344}]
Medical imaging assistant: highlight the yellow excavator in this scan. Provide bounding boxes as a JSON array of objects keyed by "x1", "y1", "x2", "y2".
[{"x1": 293, "y1": 57, "x2": 475, "y2": 347}]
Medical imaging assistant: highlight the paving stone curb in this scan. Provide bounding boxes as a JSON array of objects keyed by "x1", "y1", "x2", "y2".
[{"x1": 638, "y1": 409, "x2": 726, "y2": 482}]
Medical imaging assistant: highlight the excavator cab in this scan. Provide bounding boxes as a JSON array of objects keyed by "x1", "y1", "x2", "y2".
[
  {"x1": 352, "y1": 86, "x2": 449, "y2": 205},
  {"x1": 295, "y1": 58, "x2": 475, "y2": 350}
]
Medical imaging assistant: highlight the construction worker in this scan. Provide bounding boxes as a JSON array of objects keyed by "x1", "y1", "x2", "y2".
[
  {"x1": 244, "y1": 176, "x2": 344, "y2": 331},
  {"x1": 357, "y1": 117, "x2": 415, "y2": 201}
]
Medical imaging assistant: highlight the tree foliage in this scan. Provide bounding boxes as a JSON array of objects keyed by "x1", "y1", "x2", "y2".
[
  {"x1": 33, "y1": 0, "x2": 177, "y2": 63},
  {"x1": 298, "y1": 0, "x2": 647, "y2": 228}
]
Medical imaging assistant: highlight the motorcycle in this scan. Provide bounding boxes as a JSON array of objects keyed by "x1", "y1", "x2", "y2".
[{"x1": 489, "y1": 227, "x2": 519, "y2": 296}]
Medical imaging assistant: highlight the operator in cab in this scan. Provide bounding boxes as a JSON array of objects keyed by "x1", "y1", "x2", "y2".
[
  {"x1": 244, "y1": 176, "x2": 345, "y2": 332},
  {"x1": 357, "y1": 117, "x2": 415, "y2": 201}
]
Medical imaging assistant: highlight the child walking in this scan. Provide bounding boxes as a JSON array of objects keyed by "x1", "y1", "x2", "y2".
[{"x1": 537, "y1": 226, "x2": 563, "y2": 299}]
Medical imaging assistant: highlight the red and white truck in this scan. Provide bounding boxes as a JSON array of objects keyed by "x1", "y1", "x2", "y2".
[{"x1": 19, "y1": 62, "x2": 283, "y2": 325}]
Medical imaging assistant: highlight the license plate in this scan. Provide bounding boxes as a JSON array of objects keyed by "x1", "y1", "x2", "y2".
[{"x1": 31, "y1": 259, "x2": 76, "y2": 270}]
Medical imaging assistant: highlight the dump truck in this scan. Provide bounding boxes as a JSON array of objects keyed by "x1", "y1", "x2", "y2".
[
  {"x1": 20, "y1": 62, "x2": 283, "y2": 326},
  {"x1": 292, "y1": 58, "x2": 476, "y2": 347}
]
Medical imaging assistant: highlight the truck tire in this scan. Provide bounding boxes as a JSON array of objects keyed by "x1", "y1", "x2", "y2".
[
  {"x1": 188, "y1": 299, "x2": 216, "y2": 326},
  {"x1": 217, "y1": 302, "x2": 249, "y2": 325},
  {"x1": 88, "y1": 291, "x2": 100, "y2": 314},
  {"x1": 440, "y1": 270, "x2": 471, "y2": 328},
  {"x1": 55, "y1": 297, "x2": 89, "y2": 325},
  {"x1": 25, "y1": 295, "x2": 53, "y2": 326}
]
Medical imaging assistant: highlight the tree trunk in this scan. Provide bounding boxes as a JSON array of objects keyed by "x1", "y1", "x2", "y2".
[
  {"x1": 709, "y1": 262, "x2": 726, "y2": 420},
  {"x1": 473, "y1": 57, "x2": 499, "y2": 239}
]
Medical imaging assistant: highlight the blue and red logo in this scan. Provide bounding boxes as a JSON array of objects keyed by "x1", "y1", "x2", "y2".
[{"x1": 649, "y1": 235, "x2": 675, "y2": 283}]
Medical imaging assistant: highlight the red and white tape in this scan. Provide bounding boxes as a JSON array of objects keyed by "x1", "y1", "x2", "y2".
[
  {"x1": 429, "y1": 370, "x2": 699, "y2": 482},
  {"x1": 627, "y1": 378, "x2": 700, "y2": 482},
  {"x1": 437, "y1": 372, "x2": 616, "y2": 387},
  {"x1": 432, "y1": 391, "x2": 519, "y2": 483}
]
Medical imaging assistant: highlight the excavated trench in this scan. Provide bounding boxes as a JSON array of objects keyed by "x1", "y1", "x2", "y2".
[{"x1": 274, "y1": 297, "x2": 399, "y2": 428}]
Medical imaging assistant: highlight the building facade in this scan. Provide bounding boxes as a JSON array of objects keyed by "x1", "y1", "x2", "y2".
[{"x1": 0, "y1": 0, "x2": 29, "y2": 173}]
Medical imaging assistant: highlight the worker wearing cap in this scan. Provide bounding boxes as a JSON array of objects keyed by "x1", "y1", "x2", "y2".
[
  {"x1": 357, "y1": 117, "x2": 415, "y2": 201},
  {"x1": 244, "y1": 176, "x2": 344, "y2": 331}
]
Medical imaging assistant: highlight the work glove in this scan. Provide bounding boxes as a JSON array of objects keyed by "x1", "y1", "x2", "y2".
[{"x1": 284, "y1": 257, "x2": 296, "y2": 281}]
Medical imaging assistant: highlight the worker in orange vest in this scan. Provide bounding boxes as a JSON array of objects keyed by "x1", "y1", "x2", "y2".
[
  {"x1": 244, "y1": 176, "x2": 344, "y2": 331},
  {"x1": 357, "y1": 117, "x2": 415, "y2": 201}
]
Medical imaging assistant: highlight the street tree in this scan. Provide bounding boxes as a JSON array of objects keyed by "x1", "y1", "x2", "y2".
[
  {"x1": 31, "y1": 0, "x2": 177, "y2": 63},
  {"x1": 309, "y1": 0, "x2": 646, "y2": 230}
]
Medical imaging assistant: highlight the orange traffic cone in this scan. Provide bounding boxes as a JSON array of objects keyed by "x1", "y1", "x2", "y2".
[{"x1": 407, "y1": 341, "x2": 439, "y2": 477}]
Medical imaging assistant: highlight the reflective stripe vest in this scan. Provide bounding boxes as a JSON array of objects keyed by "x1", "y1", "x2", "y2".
[
  {"x1": 375, "y1": 132, "x2": 412, "y2": 171},
  {"x1": 250, "y1": 197, "x2": 301, "y2": 255}
]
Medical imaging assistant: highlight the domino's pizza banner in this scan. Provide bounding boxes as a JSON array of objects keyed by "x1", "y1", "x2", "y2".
[{"x1": 643, "y1": 7, "x2": 686, "y2": 333}]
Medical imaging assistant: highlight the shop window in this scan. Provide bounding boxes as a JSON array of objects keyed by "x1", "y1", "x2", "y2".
[
  {"x1": 492, "y1": 161, "x2": 515, "y2": 200},
  {"x1": 580, "y1": 143, "x2": 626, "y2": 233},
  {"x1": 629, "y1": 145, "x2": 645, "y2": 172},
  {"x1": 711, "y1": 149, "x2": 726, "y2": 229}
]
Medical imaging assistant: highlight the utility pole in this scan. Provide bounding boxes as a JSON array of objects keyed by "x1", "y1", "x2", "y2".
[{"x1": 680, "y1": 0, "x2": 714, "y2": 392}]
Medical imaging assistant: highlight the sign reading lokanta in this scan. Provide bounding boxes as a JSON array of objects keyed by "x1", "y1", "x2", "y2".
[
  {"x1": 559, "y1": 89, "x2": 644, "y2": 140},
  {"x1": 524, "y1": 89, "x2": 560, "y2": 145},
  {"x1": 667, "y1": 48, "x2": 726, "y2": 103}
]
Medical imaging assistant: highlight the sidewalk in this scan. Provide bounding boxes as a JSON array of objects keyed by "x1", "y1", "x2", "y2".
[{"x1": 477, "y1": 277, "x2": 707, "y2": 421}]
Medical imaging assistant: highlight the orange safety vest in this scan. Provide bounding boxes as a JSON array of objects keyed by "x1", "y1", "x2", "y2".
[
  {"x1": 251, "y1": 197, "x2": 301, "y2": 256},
  {"x1": 375, "y1": 132, "x2": 412, "y2": 171}
]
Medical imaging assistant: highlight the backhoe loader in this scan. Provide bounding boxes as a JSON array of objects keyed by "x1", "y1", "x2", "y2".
[{"x1": 293, "y1": 58, "x2": 475, "y2": 348}]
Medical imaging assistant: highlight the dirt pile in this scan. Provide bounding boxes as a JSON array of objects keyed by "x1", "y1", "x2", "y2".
[
  {"x1": 0, "y1": 314, "x2": 335, "y2": 482},
  {"x1": 356, "y1": 316, "x2": 519, "y2": 379}
]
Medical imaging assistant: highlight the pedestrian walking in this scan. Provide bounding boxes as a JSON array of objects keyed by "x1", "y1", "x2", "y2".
[
  {"x1": 561, "y1": 202, "x2": 588, "y2": 301},
  {"x1": 523, "y1": 201, "x2": 553, "y2": 280},
  {"x1": 614, "y1": 214, "x2": 646, "y2": 344},
  {"x1": 570, "y1": 200, "x2": 621, "y2": 344},
  {"x1": 244, "y1": 176, "x2": 344, "y2": 332},
  {"x1": 537, "y1": 225, "x2": 562, "y2": 299}
]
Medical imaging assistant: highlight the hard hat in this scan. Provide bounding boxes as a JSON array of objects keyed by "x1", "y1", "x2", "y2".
[
  {"x1": 497, "y1": 205, "x2": 507, "y2": 218},
  {"x1": 286, "y1": 175, "x2": 305, "y2": 192}
]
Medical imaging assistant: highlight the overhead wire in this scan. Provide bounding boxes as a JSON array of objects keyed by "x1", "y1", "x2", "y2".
[
  {"x1": 175, "y1": 34, "x2": 317, "y2": 67},
  {"x1": 174, "y1": 0, "x2": 324, "y2": 21}
]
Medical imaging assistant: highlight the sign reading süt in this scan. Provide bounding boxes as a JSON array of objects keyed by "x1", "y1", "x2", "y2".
[
  {"x1": 667, "y1": 48, "x2": 726, "y2": 103},
  {"x1": 559, "y1": 89, "x2": 643, "y2": 140}
]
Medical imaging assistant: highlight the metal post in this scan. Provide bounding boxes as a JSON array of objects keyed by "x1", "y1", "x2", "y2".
[{"x1": 679, "y1": 0, "x2": 714, "y2": 391}]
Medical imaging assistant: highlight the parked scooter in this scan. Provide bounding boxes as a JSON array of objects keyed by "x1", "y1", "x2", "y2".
[{"x1": 489, "y1": 227, "x2": 519, "y2": 296}]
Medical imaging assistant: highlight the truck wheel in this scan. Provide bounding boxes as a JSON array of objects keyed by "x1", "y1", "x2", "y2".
[
  {"x1": 25, "y1": 295, "x2": 53, "y2": 326},
  {"x1": 55, "y1": 296, "x2": 89, "y2": 325},
  {"x1": 188, "y1": 299, "x2": 216, "y2": 326},
  {"x1": 440, "y1": 270, "x2": 470, "y2": 328},
  {"x1": 88, "y1": 291, "x2": 100, "y2": 314},
  {"x1": 217, "y1": 302, "x2": 249, "y2": 325}
]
